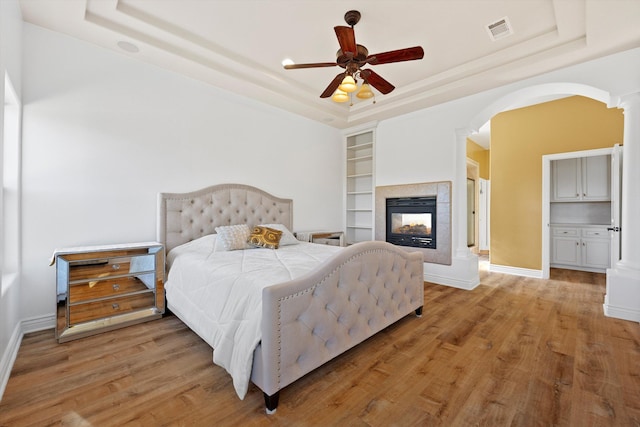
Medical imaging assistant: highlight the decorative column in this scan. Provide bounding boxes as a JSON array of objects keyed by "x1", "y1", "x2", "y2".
[
  {"x1": 450, "y1": 127, "x2": 479, "y2": 289},
  {"x1": 605, "y1": 92, "x2": 640, "y2": 322},
  {"x1": 454, "y1": 128, "x2": 474, "y2": 259}
]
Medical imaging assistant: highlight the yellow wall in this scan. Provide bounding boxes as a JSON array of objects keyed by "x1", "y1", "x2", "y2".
[
  {"x1": 491, "y1": 96, "x2": 623, "y2": 270},
  {"x1": 466, "y1": 139, "x2": 490, "y2": 180}
]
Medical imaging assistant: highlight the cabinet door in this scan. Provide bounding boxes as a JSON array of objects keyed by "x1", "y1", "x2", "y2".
[
  {"x1": 581, "y1": 238, "x2": 611, "y2": 269},
  {"x1": 552, "y1": 158, "x2": 581, "y2": 201},
  {"x1": 581, "y1": 155, "x2": 610, "y2": 201},
  {"x1": 551, "y1": 236, "x2": 581, "y2": 266}
]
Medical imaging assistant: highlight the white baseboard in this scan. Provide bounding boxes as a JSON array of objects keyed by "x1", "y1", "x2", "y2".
[
  {"x1": 424, "y1": 272, "x2": 479, "y2": 290},
  {"x1": 603, "y1": 301, "x2": 640, "y2": 323},
  {"x1": 489, "y1": 264, "x2": 543, "y2": 279},
  {"x1": 0, "y1": 314, "x2": 55, "y2": 401},
  {"x1": 0, "y1": 322, "x2": 22, "y2": 401},
  {"x1": 21, "y1": 314, "x2": 56, "y2": 334}
]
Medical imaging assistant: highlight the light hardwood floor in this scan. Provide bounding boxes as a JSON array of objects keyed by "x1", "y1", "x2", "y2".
[{"x1": 1, "y1": 265, "x2": 639, "y2": 426}]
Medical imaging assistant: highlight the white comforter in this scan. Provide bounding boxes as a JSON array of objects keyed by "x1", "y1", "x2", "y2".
[{"x1": 165, "y1": 234, "x2": 341, "y2": 399}]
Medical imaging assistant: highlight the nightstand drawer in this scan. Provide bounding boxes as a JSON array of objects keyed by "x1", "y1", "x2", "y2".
[
  {"x1": 313, "y1": 237, "x2": 342, "y2": 246},
  {"x1": 68, "y1": 254, "x2": 156, "y2": 283},
  {"x1": 69, "y1": 275, "x2": 153, "y2": 304},
  {"x1": 69, "y1": 292, "x2": 156, "y2": 325}
]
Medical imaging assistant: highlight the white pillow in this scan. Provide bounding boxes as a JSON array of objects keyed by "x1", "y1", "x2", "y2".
[
  {"x1": 215, "y1": 224, "x2": 252, "y2": 251},
  {"x1": 259, "y1": 223, "x2": 299, "y2": 246}
]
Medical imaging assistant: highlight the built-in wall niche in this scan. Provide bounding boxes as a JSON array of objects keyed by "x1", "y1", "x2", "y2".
[
  {"x1": 346, "y1": 130, "x2": 375, "y2": 245},
  {"x1": 550, "y1": 202, "x2": 610, "y2": 225}
]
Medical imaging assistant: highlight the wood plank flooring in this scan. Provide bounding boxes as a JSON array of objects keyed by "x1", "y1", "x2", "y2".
[{"x1": 1, "y1": 265, "x2": 639, "y2": 426}]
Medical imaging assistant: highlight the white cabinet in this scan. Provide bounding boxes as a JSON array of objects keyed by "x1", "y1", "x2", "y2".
[
  {"x1": 346, "y1": 130, "x2": 375, "y2": 245},
  {"x1": 551, "y1": 155, "x2": 610, "y2": 202},
  {"x1": 551, "y1": 228, "x2": 581, "y2": 266},
  {"x1": 551, "y1": 226, "x2": 610, "y2": 272}
]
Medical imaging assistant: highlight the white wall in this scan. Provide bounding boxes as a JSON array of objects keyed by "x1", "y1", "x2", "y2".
[
  {"x1": 20, "y1": 24, "x2": 343, "y2": 323},
  {"x1": 0, "y1": 0, "x2": 23, "y2": 400}
]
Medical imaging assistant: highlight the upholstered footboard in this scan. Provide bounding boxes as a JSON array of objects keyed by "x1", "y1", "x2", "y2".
[{"x1": 250, "y1": 241, "x2": 424, "y2": 413}]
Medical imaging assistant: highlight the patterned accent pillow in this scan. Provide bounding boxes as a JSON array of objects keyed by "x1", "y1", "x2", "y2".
[
  {"x1": 259, "y1": 223, "x2": 299, "y2": 246},
  {"x1": 248, "y1": 226, "x2": 283, "y2": 249},
  {"x1": 215, "y1": 224, "x2": 252, "y2": 251}
]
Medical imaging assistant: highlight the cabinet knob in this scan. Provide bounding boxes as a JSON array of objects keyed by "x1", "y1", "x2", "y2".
[
  {"x1": 112, "y1": 264, "x2": 120, "y2": 270},
  {"x1": 112, "y1": 283, "x2": 120, "y2": 291},
  {"x1": 112, "y1": 303, "x2": 120, "y2": 310}
]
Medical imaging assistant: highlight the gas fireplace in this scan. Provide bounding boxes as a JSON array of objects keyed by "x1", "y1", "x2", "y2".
[{"x1": 386, "y1": 196, "x2": 436, "y2": 249}]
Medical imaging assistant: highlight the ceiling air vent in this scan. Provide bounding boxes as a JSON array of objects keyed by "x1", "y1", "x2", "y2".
[{"x1": 486, "y1": 16, "x2": 513, "y2": 41}]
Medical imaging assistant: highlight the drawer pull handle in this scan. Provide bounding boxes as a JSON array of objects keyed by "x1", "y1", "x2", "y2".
[
  {"x1": 112, "y1": 284, "x2": 120, "y2": 291},
  {"x1": 112, "y1": 264, "x2": 120, "y2": 270},
  {"x1": 112, "y1": 303, "x2": 120, "y2": 310}
]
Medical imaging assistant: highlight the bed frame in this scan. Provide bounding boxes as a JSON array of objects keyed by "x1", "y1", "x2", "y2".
[{"x1": 157, "y1": 183, "x2": 424, "y2": 413}]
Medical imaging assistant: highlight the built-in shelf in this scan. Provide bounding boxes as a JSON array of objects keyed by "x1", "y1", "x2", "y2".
[
  {"x1": 346, "y1": 129, "x2": 375, "y2": 244},
  {"x1": 348, "y1": 155, "x2": 373, "y2": 162}
]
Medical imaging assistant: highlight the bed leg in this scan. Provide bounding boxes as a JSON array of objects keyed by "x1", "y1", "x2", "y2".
[
  {"x1": 415, "y1": 306, "x2": 423, "y2": 318},
  {"x1": 264, "y1": 392, "x2": 279, "y2": 414}
]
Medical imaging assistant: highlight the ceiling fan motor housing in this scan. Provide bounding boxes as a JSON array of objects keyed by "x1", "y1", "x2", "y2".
[{"x1": 336, "y1": 45, "x2": 369, "y2": 68}]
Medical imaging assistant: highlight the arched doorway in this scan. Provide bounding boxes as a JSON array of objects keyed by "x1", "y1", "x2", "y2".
[{"x1": 464, "y1": 82, "x2": 614, "y2": 277}]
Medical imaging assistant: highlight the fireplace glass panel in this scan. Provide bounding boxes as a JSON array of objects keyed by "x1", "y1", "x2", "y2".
[
  {"x1": 385, "y1": 196, "x2": 437, "y2": 249},
  {"x1": 391, "y1": 213, "x2": 432, "y2": 237}
]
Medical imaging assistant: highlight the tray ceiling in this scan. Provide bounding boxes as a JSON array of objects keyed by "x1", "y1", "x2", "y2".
[{"x1": 18, "y1": 0, "x2": 640, "y2": 129}]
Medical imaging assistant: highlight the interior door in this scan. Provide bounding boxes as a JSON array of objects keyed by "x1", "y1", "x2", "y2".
[
  {"x1": 478, "y1": 178, "x2": 490, "y2": 251},
  {"x1": 609, "y1": 144, "x2": 623, "y2": 266},
  {"x1": 467, "y1": 178, "x2": 475, "y2": 247}
]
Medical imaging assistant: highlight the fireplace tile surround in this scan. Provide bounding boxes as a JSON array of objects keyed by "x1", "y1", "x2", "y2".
[{"x1": 375, "y1": 181, "x2": 452, "y2": 265}]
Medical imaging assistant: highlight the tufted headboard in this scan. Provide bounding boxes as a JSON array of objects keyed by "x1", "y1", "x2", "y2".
[{"x1": 157, "y1": 183, "x2": 293, "y2": 253}]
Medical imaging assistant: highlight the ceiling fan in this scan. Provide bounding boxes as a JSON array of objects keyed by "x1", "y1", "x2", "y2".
[{"x1": 284, "y1": 10, "x2": 424, "y2": 102}]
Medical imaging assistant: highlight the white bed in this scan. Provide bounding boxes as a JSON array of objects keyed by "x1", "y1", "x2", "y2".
[{"x1": 157, "y1": 183, "x2": 424, "y2": 413}]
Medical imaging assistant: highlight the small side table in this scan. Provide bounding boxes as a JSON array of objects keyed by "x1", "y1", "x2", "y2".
[
  {"x1": 295, "y1": 231, "x2": 345, "y2": 247},
  {"x1": 52, "y1": 242, "x2": 165, "y2": 343}
]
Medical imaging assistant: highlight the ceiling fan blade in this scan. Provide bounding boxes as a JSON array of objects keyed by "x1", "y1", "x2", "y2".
[
  {"x1": 320, "y1": 73, "x2": 346, "y2": 98},
  {"x1": 360, "y1": 69, "x2": 395, "y2": 94},
  {"x1": 367, "y1": 46, "x2": 424, "y2": 65},
  {"x1": 334, "y1": 26, "x2": 357, "y2": 54},
  {"x1": 284, "y1": 62, "x2": 338, "y2": 69}
]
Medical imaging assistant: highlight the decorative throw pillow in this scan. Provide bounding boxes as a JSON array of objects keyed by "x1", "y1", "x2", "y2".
[
  {"x1": 248, "y1": 226, "x2": 283, "y2": 249},
  {"x1": 215, "y1": 224, "x2": 252, "y2": 251},
  {"x1": 259, "y1": 223, "x2": 299, "y2": 246}
]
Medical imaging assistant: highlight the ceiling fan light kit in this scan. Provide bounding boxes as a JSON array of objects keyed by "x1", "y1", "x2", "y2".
[
  {"x1": 331, "y1": 89, "x2": 349, "y2": 103},
  {"x1": 338, "y1": 75, "x2": 357, "y2": 93},
  {"x1": 356, "y1": 83, "x2": 374, "y2": 99},
  {"x1": 283, "y1": 10, "x2": 424, "y2": 105}
]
